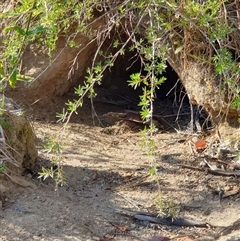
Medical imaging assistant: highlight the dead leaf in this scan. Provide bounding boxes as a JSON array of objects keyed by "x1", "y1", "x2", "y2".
[
  {"x1": 108, "y1": 221, "x2": 129, "y2": 232},
  {"x1": 116, "y1": 225, "x2": 128, "y2": 232},
  {"x1": 195, "y1": 139, "x2": 206, "y2": 152}
]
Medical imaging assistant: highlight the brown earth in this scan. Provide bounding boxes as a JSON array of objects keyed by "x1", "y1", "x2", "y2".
[{"x1": 0, "y1": 87, "x2": 240, "y2": 241}]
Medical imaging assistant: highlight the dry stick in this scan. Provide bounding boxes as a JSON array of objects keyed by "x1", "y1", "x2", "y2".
[
  {"x1": 189, "y1": 101, "x2": 194, "y2": 133},
  {"x1": 166, "y1": 78, "x2": 181, "y2": 100},
  {"x1": 203, "y1": 158, "x2": 215, "y2": 170},
  {"x1": 175, "y1": 92, "x2": 187, "y2": 123},
  {"x1": 125, "y1": 138, "x2": 135, "y2": 146},
  {"x1": 156, "y1": 116, "x2": 176, "y2": 130},
  {"x1": 179, "y1": 164, "x2": 240, "y2": 177},
  {"x1": 0, "y1": 127, "x2": 20, "y2": 167},
  {"x1": 90, "y1": 98, "x2": 104, "y2": 127},
  {"x1": 109, "y1": 206, "x2": 220, "y2": 228},
  {"x1": 0, "y1": 145, "x2": 20, "y2": 167},
  {"x1": 68, "y1": 1, "x2": 131, "y2": 78},
  {"x1": 115, "y1": 192, "x2": 142, "y2": 210},
  {"x1": 209, "y1": 169, "x2": 240, "y2": 177},
  {"x1": 32, "y1": 47, "x2": 67, "y2": 84},
  {"x1": 209, "y1": 157, "x2": 240, "y2": 169},
  {"x1": 3, "y1": 171, "x2": 25, "y2": 187}
]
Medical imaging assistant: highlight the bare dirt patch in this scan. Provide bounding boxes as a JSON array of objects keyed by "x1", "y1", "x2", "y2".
[{"x1": 0, "y1": 91, "x2": 240, "y2": 241}]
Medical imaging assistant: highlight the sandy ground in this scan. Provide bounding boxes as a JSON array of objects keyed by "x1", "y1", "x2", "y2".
[{"x1": 0, "y1": 90, "x2": 240, "y2": 241}]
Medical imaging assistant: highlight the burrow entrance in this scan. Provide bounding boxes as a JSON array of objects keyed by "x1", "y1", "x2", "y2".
[{"x1": 79, "y1": 52, "x2": 210, "y2": 132}]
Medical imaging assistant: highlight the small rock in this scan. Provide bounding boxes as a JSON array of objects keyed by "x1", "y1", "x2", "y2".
[{"x1": 83, "y1": 176, "x2": 91, "y2": 182}]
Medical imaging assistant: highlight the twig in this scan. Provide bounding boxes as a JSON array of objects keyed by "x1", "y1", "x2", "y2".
[
  {"x1": 209, "y1": 157, "x2": 240, "y2": 169},
  {"x1": 179, "y1": 164, "x2": 240, "y2": 177},
  {"x1": 90, "y1": 97, "x2": 104, "y2": 127},
  {"x1": 178, "y1": 164, "x2": 204, "y2": 172},
  {"x1": 217, "y1": 185, "x2": 223, "y2": 207},
  {"x1": 203, "y1": 158, "x2": 215, "y2": 170},
  {"x1": 115, "y1": 192, "x2": 142, "y2": 210},
  {"x1": 208, "y1": 169, "x2": 240, "y2": 177},
  {"x1": 125, "y1": 138, "x2": 135, "y2": 146}
]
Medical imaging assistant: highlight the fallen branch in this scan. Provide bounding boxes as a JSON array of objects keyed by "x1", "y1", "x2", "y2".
[
  {"x1": 209, "y1": 157, "x2": 240, "y2": 169},
  {"x1": 108, "y1": 206, "x2": 224, "y2": 228}
]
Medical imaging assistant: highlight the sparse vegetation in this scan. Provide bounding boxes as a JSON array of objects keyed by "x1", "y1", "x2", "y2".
[
  {"x1": 38, "y1": 138, "x2": 66, "y2": 191},
  {"x1": 1, "y1": 0, "x2": 240, "y2": 218}
]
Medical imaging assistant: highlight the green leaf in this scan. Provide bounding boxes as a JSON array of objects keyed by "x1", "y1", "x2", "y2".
[
  {"x1": 27, "y1": 26, "x2": 47, "y2": 36},
  {"x1": 118, "y1": 5, "x2": 123, "y2": 14},
  {"x1": 0, "y1": 164, "x2": 6, "y2": 173},
  {"x1": 16, "y1": 74, "x2": 33, "y2": 82},
  {"x1": 128, "y1": 73, "x2": 141, "y2": 89},
  {"x1": 0, "y1": 63, "x2": 4, "y2": 76},
  {"x1": 113, "y1": 39, "x2": 119, "y2": 48},
  {"x1": 9, "y1": 69, "x2": 17, "y2": 87},
  {"x1": 3, "y1": 25, "x2": 26, "y2": 36},
  {"x1": 148, "y1": 166, "x2": 156, "y2": 176}
]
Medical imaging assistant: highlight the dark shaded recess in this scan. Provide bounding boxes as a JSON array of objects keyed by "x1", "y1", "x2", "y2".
[
  {"x1": 155, "y1": 63, "x2": 185, "y2": 101},
  {"x1": 101, "y1": 52, "x2": 186, "y2": 104},
  {"x1": 95, "y1": 50, "x2": 210, "y2": 130}
]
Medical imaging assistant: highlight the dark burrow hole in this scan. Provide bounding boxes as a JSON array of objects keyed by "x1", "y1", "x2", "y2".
[{"x1": 83, "y1": 53, "x2": 211, "y2": 132}]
